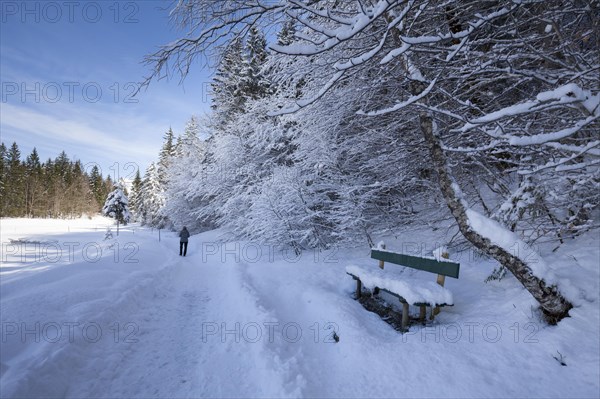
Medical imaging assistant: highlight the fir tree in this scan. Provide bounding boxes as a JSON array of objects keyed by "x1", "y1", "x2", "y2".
[
  {"x1": 240, "y1": 26, "x2": 270, "y2": 101},
  {"x1": 179, "y1": 115, "x2": 202, "y2": 157},
  {"x1": 4, "y1": 142, "x2": 24, "y2": 216},
  {"x1": 140, "y1": 162, "x2": 165, "y2": 227},
  {"x1": 211, "y1": 37, "x2": 245, "y2": 122},
  {"x1": 277, "y1": 20, "x2": 296, "y2": 46},
  {"x1": 129, "y1": 169, "x2": 143, "y2": 221},
  {"x1": 158, "y1": 127, "x2": 176, "y2": 187},
  {"x1": 89, "y1": 165, "x2": 104, "y2": 210},
  {"x1": 102, "y1": 184, "x2": 131, "y2": 227},
  {"x1": 24, "y1": 148, "x2": 42, "y2": 217}
]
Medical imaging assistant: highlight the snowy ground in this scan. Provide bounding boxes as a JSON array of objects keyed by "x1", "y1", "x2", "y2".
[{"x1": 1, "y1": 217, "x2": 598, "y2": 398}]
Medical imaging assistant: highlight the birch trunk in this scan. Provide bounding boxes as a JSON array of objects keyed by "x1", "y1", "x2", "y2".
[{"x1": 419, "y1": 114, "x2": 573, "y2": 324}]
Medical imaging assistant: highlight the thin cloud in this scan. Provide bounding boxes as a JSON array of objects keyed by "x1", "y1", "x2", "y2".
[{"x1": 1, "y1": 102, "x2": 157, "y2": 159}]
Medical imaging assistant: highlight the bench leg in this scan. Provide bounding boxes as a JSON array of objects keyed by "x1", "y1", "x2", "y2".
[
  {"x1": 402, "y1": 302, "x2": 409, "y2": 331},
  {"x1": 433, "y1": 305, "x2": 441, "y2": 317},
  {"x1": 430, "y1": 306, "x2": 436, "y2": 321},
  {"x1": 356, "y1": 279, "x2": 362, "y2": 299},
  {"x1": 419, "y1": 305, "x2": 426, "y2": 323}
]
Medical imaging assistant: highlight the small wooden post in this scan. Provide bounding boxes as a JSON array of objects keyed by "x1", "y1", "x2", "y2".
[
  {"x1": 356, "y1": 279, "x2": 362, "y2": 298},
  {"x1": 379, "y1": 243, "x2": 386, "y2": 269},
  {"x1": 419, "y1": 305, "x2": 426, "y2": 322},
  {"x1": 433, "y1": 251, "x2": 449, "y2": 317},
  {"x1": 436, "y1": 274, "x2": 446, "y2": 286},
  {"x1": 402, "y1": 302, "x2": 410, "y2": 331}
]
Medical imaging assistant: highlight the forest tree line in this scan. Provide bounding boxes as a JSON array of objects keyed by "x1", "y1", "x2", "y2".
[
  {"x1": 0, "y1": 142, "x2": 115, "y2": 218},
  {"x1": 137, "y1": 9, "x2": 598, "y2": 250}
]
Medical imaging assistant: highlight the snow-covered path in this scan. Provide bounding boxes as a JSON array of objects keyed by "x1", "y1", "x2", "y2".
[
  {"x1": 1, "y1": 218, "x2": 599, "y2": 398},
  {"x1": 1, "y1": 223, "x2": 294, "y2": 398},
  {"x1": 63, "y1": 256, "x2": 284, "y2": 398}
]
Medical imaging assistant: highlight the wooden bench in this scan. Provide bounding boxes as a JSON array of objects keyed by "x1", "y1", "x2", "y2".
[{"x1": 346, "y1": 245, "x2": 460, "y2": 331}]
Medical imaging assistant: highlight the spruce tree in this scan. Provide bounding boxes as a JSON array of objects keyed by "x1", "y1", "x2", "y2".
[
  {"x1": 211, "y1": 37, "x2": 245, "y2": 122},
  {"x1": 102, "y1": 183, "x2": 131, "y2": 230},
  {"x1": 277, "y1": 20, "x2": 296, "y2": 46},
  {"x1": 241, "y1": 26, "x2": 269, "y2": 100},
  {"x1": 158, "y1": 127, "x2": 176, "y2": 187},
  {"x1": 180, "y1": 115, "x2": 202, "y2": 156},
  {"x1": 89, "y1": 165, "x2": 104, "y2": 210},
  {"x1": 140, "y1": 162, "x2": 164, "y2": 227},
  {"x1": 129, "y1": 169, "x2": 143, "y2": 221},
  {"x1": 42, "y1": 158, "x2": 55, "y2": 217},
  {"x1": 4, "y1": 142, "x2": 24, "y2": 216},
  {"x1": 24, "y1": 148, "x2": 42, "y2": 217}
]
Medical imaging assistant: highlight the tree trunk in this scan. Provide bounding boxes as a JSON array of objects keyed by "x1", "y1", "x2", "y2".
[{"x1": 419, "y1": 114, "x2": 573, "y2": 324}]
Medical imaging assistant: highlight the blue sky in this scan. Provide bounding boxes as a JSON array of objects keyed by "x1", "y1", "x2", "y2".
[{"x1": 1, "y1": 0, "x2": 214, "y2": 180}]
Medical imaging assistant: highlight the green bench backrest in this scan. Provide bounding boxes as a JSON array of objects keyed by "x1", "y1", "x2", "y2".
[{"x1": 370, "y1": 249, "x2": 460, "y2": 278}]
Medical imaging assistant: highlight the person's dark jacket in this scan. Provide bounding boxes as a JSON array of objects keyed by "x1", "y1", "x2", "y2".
[{"x1": 179, "y1": 228, "x2": 190, "y2": 243}]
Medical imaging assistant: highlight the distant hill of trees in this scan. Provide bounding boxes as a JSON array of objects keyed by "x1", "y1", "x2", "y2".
[{"x1": 0, "y1": 141, "x2": 114, "y2": 218}]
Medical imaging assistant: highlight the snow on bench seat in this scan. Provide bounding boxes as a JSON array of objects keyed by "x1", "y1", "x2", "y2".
[{"x1": 346, "y1": 264, "x2": 453, "y2": 306}]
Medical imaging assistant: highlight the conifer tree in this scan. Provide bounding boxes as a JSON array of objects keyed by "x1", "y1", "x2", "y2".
[
  {"x1": 102, "y1": 183, "x2": 130, "y2": 228},
  {"x1": 180, "y1": 115, "x2": 202, "y2": 155},
  {"x1": 277, "y1": 20, "x2": 296, "y2": 46},
  {"x1": 140, "y1": 162, "x2": 165, "y2": 227},
  {"x1": 211, "y1": 37, "x2": 245, "y2": 122},
  {"x1": 158, "y1": 127, "x2": 176, "y2": 187},
  {"x1": 89, "y1": 165, "x2": 104, "y2": 210},
  {"x1": 241, "y1": 27, "x2": 270, "y2": 100},
  {"x1": 4, "y1": 142, "x2": 24, "y2": 216},
  {"x1": 129, "y1": 169, "x2": 143, "y2": 221},
  {"x1": 24, "y1": 148, "x2": 42, "y2": 217}
]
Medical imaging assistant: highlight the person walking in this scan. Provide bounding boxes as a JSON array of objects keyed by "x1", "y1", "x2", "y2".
[{"x1": 179, "y1": 226, "x2": 190, "y2": 256}]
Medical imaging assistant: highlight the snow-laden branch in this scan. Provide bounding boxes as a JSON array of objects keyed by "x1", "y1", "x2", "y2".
[
  {"x1": 459, "y1": 84, "x2": 600, "y2": 133},
  {"x1": 380, "y1": 5, "x2": 518, "y2": 64},
  {"x1": 508, "y1": 115, "x2": 599, "y2": 146},
  {"x1": 142, "y1": 1, "x2": 287, "y2": 86},
  {"x1": 287, "y1": 0, "x2": 354, "y2": 26},
  {"x1": 441, "y1": 140, "x2": 501, "y2": 153},
  {"x1": 334, "y1": 30, "x2": 390, "y2": 71},
  {"x1": 356, "y1": 79, "x2": 436, "y2": 116},
  {"x1": 269, "y1": 0, "x2": 397, "y2": 55},
  {"x1": 544, "y1": 141, "x2": 600, "y2": 157},
  {"x1": 519, "y1": 141, "x2": 600, "y2": 175},
  {"x1": 267, "y1": 70, "x2": 345, "y2": 116}
]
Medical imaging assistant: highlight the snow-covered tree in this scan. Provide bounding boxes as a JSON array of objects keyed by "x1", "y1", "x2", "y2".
[
  {"x1": 211, "y1": 37, "x2": 245, "y2": 124},
  {"x1": 240, "y1": 26, "x2": 270, "y2": 101},
  {"x1": 140, "y1": 162, "x2": 166, "y2": 227},
  {"x1": 128, "y1": 169, "x2": 143, "y2": 222},
  {"x1": 88, "y1": 165, "x2": 104, "y2": 210},
  {"x1": 161, "y1": 115, "x2": 207, "y2": 229},
  {"x1": 24, "y1": 148, "x2": 42, "y2": 217},
  {"x1": 2, "y1": 142, "x2": 24, "y2": 216},
  {"x1": 276, "y1": 19, "x2": 296, "y2": 47},
  {"x1": 102, "y1": 185, "x2": 131, "y2": 227},
  {"x1": 158, "y1": 127, "x2": 176, "y2": 187}
]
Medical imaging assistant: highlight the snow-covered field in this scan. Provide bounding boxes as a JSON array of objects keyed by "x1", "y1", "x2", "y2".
[{"x1": 1, "y1": 217, "x2": 598, "y2": 398}]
